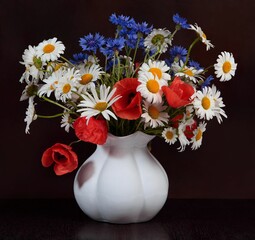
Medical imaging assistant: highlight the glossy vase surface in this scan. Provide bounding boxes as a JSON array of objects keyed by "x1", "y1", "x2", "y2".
[{"x1": 73, "y1": 131, "x2": 169, "y2": 224}]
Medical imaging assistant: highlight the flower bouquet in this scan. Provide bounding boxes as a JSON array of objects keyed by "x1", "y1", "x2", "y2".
[{"x1": 19, "y1": 13, "x2": 237, "y2": 176}]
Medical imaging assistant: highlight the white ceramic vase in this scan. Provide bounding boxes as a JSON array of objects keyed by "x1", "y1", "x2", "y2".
[{"x1": 73, "y1": 131, "x2": 169, "y2": 224}]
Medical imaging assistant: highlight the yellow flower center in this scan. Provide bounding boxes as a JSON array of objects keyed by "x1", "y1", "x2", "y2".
[
  {"x1": 94, "y1": 101, "x2": 108, "y2": 111},
  {"x1": 184, "y1": 69, "x2": 194, "y2": 76},
  {"x1": 166, "y1": 131, "x2": 174, "y2": 140},
  {"x1": 149, "y1": 68, "x2": 162, "y2": 79},
  {"x1": 195, "y1": 129, "x2": 202, "y2": 141},
  {"x1": 202, "y1": 96, "x2": 211, "y2": 110},
  {"x1": 63, "y1": 83, "x2": 71, "y2": 94},
  {"x1": 202, "y1": 32, "x2": 207, "y2": 40},
  {"x1": 222, "y1": 61, "x2": 231, "y2": 73},
  {"x1": 146, "y1": 79, "x2": 160, "y2": 93},
  {"x1": 151, "y1": 34, "x2": 165, "y2": 45},
  {"x1": 43, "y1": 44, "x2": 55, "y2": 53},
  {"x1": 148, "y1": 105, "x2": 160, "y2": 119},
  {"x1": 80, "y1": 74, "x2": 93, "y2": 85}
]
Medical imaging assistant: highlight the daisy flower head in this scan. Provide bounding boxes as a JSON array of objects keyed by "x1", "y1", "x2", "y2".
[
  {"x1": 77, "y1": 84, "x2": 121, "y2": 121},
  {"x1": 37, "y1": 69, "x2": 64, "y2": 98},
  {"x1": 36, "y1": 37, "x2": 65, "y2": 62},
  {"x1": 77, "y1": 64, "x2": 104, "y2": 93},
  {"x1": 191, "y1": 122, "x2": 207, "y2": 150},
  {"x1": 192, "y1": 86, "x2": 218, "y2": 121},
  {"x1": 162, "y1": 127, "x2": 178, "y2": 145},
  {"x1": 137, "y1": 71, "x2": 167, "y2": 104},
  {"x1": 141, "y1": 101, "x2": 169, "y2": 128},
  {"x1": 174, "y1": 60, "x2": 204, "y2": 83},
  {"x1": 189, "y1": 23, "x2": 214, "y2": 51},
  {"x1": 214, "y1": 51, "x2": 237, "y2": 82},
  {"x1": 138, "y1": 59, "x2": 170, "y2": 83},
  {"x1": 20, "y1": 45, "x2": 38, "y2": 66},
  {"x1": 20, "y1": 81, "x2": 39, "y2": 101},
  {"x1": 144, "y1": 28, "x2": 172, "y2": 53},
  {"x1": 54, "y1": 69, "x2": 79, "y2": 102},
  {"x1": 20, "y1": 45, "x2": 45, "y2": 82},
  {"x1": 177, "y1": 122, "x2": 190, "y2": 152},
  {"x1": 210, "y1": 85, "x2": 227, "y2": 123},
  {"x1": 61, "y1": 111, "x2": 73, "y2": 133}
]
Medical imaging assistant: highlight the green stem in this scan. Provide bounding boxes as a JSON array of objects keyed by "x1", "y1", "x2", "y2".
[
  {"x1": 132, "y1": 35, "x2": 141, "y2": 67},
  {"x1": 69, "y1": 139, "x2": 81, "y2": 146},
  {"x1": 37, "y1": 113, "x2": 63, "y2": 119},
  {"x1": 60, "y1": 56, "x2": 76, "y2": 68},
  {"x1": 183, "y1": 37, "x2": 200, "y2": 67},
  {"x1": 41, "y1": 96, "x2": 71, "y2": 112}
]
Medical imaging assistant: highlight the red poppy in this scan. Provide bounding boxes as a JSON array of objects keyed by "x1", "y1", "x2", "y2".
[
  {"x1": 162, "y1": 77, "x2": 195, "y2": 108},
  {"x1": 112, "y1": 78, "x2": 142, "y2": 120},
  {"x1": 73, "y1": 116, "x2": 108, "y2": 145},
  {"x1": 41, "y1": 143, "x2": 78, "y2": 176}
]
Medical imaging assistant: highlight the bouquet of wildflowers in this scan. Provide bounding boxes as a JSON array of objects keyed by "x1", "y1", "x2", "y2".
[{"x1": 19, "y1": 13, "x2": 237, "y2": 175}]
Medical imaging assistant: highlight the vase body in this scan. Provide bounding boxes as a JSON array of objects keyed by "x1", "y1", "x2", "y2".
[{"x1": 73, "y1": 131, "x2": 169, "y2": 224}]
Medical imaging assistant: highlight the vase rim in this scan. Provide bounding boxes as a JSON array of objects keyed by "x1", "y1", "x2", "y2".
[
  {"x1": 108, "y1": 131, "x2": 154, "y2": 139},
  {"x1": 103, "y1": 131, "x2": 155, "y2": 147}
]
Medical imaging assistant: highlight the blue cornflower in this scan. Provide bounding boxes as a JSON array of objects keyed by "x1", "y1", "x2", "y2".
[
  {"x1": 168, "y1": 45, "x2": 187, "y2": 64},
  {"x1": 189, "y1": 60, "x2": 204, "y2": 70},
  {"x1": 134, "y1": 22, "x2": 153, "y2": 35},
  {"x1": 79, "y1": 33, "x2": 105, "y2": 54},
  {"x1": 70, "y1": 52, "x2": 88, "y2": 64},
  {"x1": 126, "y1": 32, "x2": 139, "y2": 49},
  {"x1": 173, "y1": 13, "x2": 190, "y2": 29},
  {"x1": 109, "y1": 13, "x2": 136, "y2": 28},
  {"x1": 100, "y1": 37, "x2": 126, "y2": 59},
  {"x1": 201, "y1": 75, "x2": 214, "y2": 89}
]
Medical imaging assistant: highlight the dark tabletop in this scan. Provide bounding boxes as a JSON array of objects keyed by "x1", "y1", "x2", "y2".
[{"x1": 1, "y1": 199, "x2": 255, "y2": 240}]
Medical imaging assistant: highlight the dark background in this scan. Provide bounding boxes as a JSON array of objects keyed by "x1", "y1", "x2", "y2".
[{"x1": 1, "y1": 0, "x2": 254, "y2": 199}]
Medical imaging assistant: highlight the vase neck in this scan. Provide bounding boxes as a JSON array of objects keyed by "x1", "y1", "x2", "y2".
[{"x1": 103, "y1": 131, "x2": 155, "y2": 148}]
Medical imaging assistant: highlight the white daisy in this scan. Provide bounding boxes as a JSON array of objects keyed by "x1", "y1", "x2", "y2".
[
  {"x1": 214, "y1": 51, "x2": 237, "y2": 81},
  {"x1": 137, "y1": 71, "x2": 167, "y2": 104},
  {"x1": 24, "y1": 96, "x2": 37, "y2": 134},
  {"x1": 36, "y1": 37, "x2": 65, "y2": 62},
  {"x1": 177, "y1": 122, "x2": 190, "y2": 152},
  {"x1": 192, "y1": 86, "x2": 217, "y2": 121},
  {"x1": 84, "y1": 55, "x2": 99, "y2": 67},
  {"x1": 20, "y1": 81, "x2": 39, "y2": 101},
  {"x1": 210, "y1": 85, "x2": 227, "y2": 123},
  {"x1": 191, "y1": 122, "x2": 207, "y2": 150},
  {"x1": 37, "y1": 69, "x2": 64, "y2": 98},
  {"x1": 55, "y1": 68, "x2": 79, "y2": 102},
  {"x1": 77, "y1": 64, "x2": 104, "y2": 93},
  {"x1": 189, "y1": 23, "x2": 214, "y2": 51},
  {"x1": 20, "y1": 45, "x2": 37, "y2": 66},
  {"x1": 162, "y1": 127, "x2": 178, "y2": 145},
  {"x1": 144, "y1": 28, "x2": 172, "y2": 53},
  {"x1": 60, "y1": 112, "x2": 73, "y2": 133},
  {"x1": 138, "y1": 59, "x2": 171, "y2": 83},
  {"x1": 141, "y1": 101, "x2": 169, "y2": 128},
  {"x1": 193, "y1": 85, "x2": 227, "y2": 123},
  {"x1": 77, "y1": 84, "x2": 121, "y2": 121},
  {"x1": 19, "y1": 45, "x2": 45, "y2": 82},
  {"x1": 174, "y1": 60, "x2": 204, "y2": 83}
]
